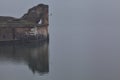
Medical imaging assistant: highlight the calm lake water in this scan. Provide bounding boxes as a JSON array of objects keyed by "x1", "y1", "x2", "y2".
[{"x1": 0, "y1": 0, "x2": 120, "y2": 80}]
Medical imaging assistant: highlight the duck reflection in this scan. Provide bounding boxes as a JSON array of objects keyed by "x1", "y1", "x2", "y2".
[{"x1": 0, "y1": 41, "x2": 49, "y2": 75}]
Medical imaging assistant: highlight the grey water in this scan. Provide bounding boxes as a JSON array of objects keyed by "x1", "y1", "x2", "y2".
[{"x1": 0, "y1": 0, "x2": 120, "y2": 80}]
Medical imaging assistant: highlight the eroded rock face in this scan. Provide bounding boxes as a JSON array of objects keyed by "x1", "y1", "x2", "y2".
[
  {"x1": 0, "y1": 4, "x2": 49, "y2": 25},
  {"x1": 21, "y1": 4, "x2": 49, "y2": 24},
  {"x1": 0, "y1": 4, "x2": 49, "y2": 42},
  {"x1": 0, "y1": 16, "x2": 16, "y2": 22}
]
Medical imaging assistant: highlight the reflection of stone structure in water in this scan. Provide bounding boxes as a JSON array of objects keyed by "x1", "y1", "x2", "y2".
[{"x1": 0, "y1": 42, "x2": 49, "y2": 74}]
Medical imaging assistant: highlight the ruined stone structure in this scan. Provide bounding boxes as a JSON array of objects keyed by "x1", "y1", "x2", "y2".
[{"x1": 0, "y1": 4, "x2": 49, "y2": 42}]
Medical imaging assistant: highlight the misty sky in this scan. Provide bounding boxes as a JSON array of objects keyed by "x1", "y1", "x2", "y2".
[
  {"x1": 0, "y1": 0, "x2": 120, "y2": 19},
  {"x1": 0, "y1": 0, "x2": 52, "y2": 17}
]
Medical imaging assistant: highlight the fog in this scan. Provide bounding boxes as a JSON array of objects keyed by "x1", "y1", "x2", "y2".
[{"x1": 0, "y1": 0, "x2": 120, "y2": 80}]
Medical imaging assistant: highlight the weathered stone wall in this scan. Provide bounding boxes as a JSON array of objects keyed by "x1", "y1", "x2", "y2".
[
  {"x1": 15, "y1": 26, "x2": 48, "y2": 41},
  {"x1": 41, "y1": 5, "x2": 49, "y2": 25},
  {"x1": 21, "y1": 4, "x2": 49, "y2": 24},
  {"x1": 0, "y1": 28, "x2": 13, "y2": 41},
  {"x1": 0, "y1": 4, "x2": 49, "y2": 42},
  {"x1": 37, "y1": 26, "x2": 48, "y2": 37},
  {"x1": 0, "y1": 26, "x2": 48, "y2": 41}
]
